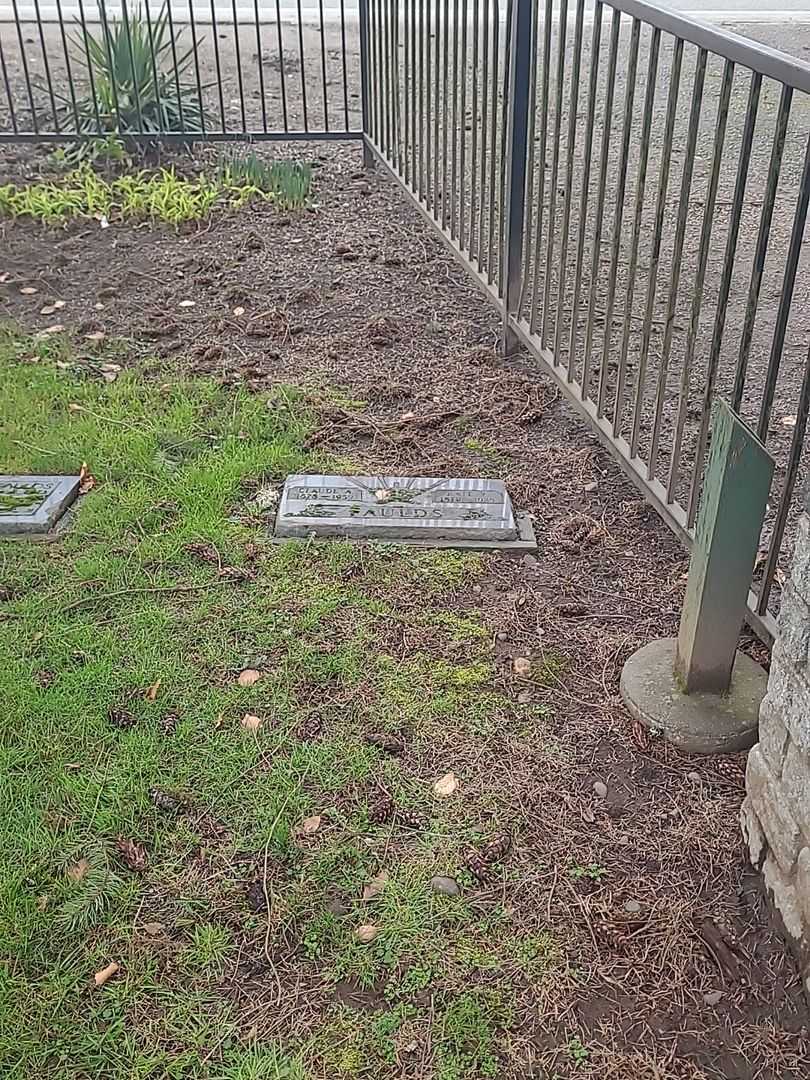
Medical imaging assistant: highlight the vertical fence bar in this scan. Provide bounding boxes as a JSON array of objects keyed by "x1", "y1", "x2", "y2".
[
  {"x1": 528, "y1": 0, "x2": 554, "y2": 330},
  {"x1": 596, "y1": 16, "x2": 641, "y2": 417},
  {"x1": 553, "y1": 0, "x2": 586, "y2": 367},
  {"x1": 11, "y1": 0, "x2": 38, "y2": 133},
  {"x1": 394, "y1": 0, "x2": 403, "y2": 169},
  {"x1": 758, "y1": 343, "x2": 810, "y2": 614},
  {"x1": 458, "y1": 0, "x2": 469, "y2": 247},
  {"x1": 418, "y1": 0, "x2": 427, "y2": 195},
  {"x1": 757, "y1": 131, "x2": 810, "y2": 443},
  {"x1": 613, "y1": 25, "x2": 660, "y2": 435},
  {"x1": 227, "y1": 0, "x2": 246, "y2": 133},
  {"x1": 581, "y1": 6, "x2": 621, "y2": 402},
  {"x1": 254, "y1": 0, "x2": 269, "y2": 133},
  {"x1": 450, "y1": 0, "x2": 461, "y2": 237},
  {"x1": 441, "y1": 0, "x2": 450, "y2": 228},
  {"x1": 486, "y1": 0, "x2": 500, "y2": 285},
  {"x1": 687, "y1": 71, "x2": 762, "y2": 525},
  {"x1": 565, "y1": 0, "x2": 602, "y2": 369},
  {"x1": 666, "y1": 57, "x2": 734, "y2": 502},
  {"x1": 433, "y1": 0, "x2": 441, "y2": 206},
  {"x1": 648, "y1": 48, "x2": 708, "y2": 482},
  {"x1": 76, "y1": 0, "x2": 101, "y2": 133},
  {"x1": 275, "y1": 0, "x2": 290, "y2": 133},
  {"x1": 630, "y1": 37, "x2": 684, "y2": 459},
  {"x1": 360, "y1": 0, "x2": 373, "y2": 154},
  {"x1": 478, "y1": 0, "x2": 491, "y2": 261},
  {"x1": 540, "y1": 0, "x2": 569, "y2": 347},
  {"x1": 501, "y1": 0, "x2": 533, "y2": 352},
  {"x1": 404, "y1": 0, "x2": 410, "y2": 179},
  {"x1": 187, "y1": 0, "x2": 208, "y2": 135},
  {"x1": 98, "y1": 0, "x2": 123, "y2": 132},
  {"x1": 318, "y1": 0, "x2": 330, "y2": 131},
  {"x1": 31, "y1": 0, "x2": 58, "y2": 132},
  {"x1": 296, "y1": 0, "x2": 310, "y2": 131},
  {"x1": 497, "y1": 0, "x2": 513, "y2": 295},
  {"x1": 410, "y1": 0, "x2": 418, "y2": 186},
  {"x1": 208, "y1": 0, "x2": 228, "y2": 131},
  {"x1": 518, "y1": 0, "x2": 541, "y2": 309},
  {"x1": 733, "y1": 84, "x2": 792, "y2": 411},
  {"x1": 121, "y1": 0, "x2": 145, "y2": 133},
  {"x1": 469, "y1": 0, "x2": 481, "y2": 258},
  {"x1": 54, "y1": 0, "x2": 79, "y2": 132}
]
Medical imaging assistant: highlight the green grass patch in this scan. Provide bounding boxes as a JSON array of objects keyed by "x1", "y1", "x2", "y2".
[{"x1": 0, "y1": 329, "x2": 561, "y2": 1078}]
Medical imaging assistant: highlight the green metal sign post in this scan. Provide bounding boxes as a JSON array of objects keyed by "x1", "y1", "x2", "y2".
[{"x1": 676, "y1": 399, "x2": 775, "y2": 693}]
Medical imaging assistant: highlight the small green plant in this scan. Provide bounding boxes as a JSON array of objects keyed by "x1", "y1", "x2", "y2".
[
  {"x1": 182, "y1": 923, "x2": 232, "y2": 974},
  {"x1": 217, "y1": 152, "x2": 313, "y2": 208},
  {"x1": 567, "y1": 1035, "x2": 590, "y2": 1065},
  {"x1": 568, "y1": 862, "x2": 608, "y2": 884},
  {"x1": 0, "y1": 161, "x2": 311, "y2": 225},
  {"x1": 58, "y1": 4, "x2": 208, "y2": 137},
  {"x1": 51, "y1": 133, "x2": 132, "y2": 168}
]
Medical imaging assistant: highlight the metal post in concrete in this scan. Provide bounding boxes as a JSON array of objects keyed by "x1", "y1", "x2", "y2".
[
  {"x1": 676, "y1": 399, "x2": 775, "y2": 693},
  {"x1": 620, "y1": 399, "x2": 775, "y2": 754},
  {"x1": 501, "y1": 0, "x2": 533, "y2": 356}
]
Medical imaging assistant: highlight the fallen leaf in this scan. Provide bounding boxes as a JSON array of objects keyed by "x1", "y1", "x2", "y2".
[
  {"x1": 142, "y1": 921, "x2": 164, "y2": 935},
  {"x1": 513, "y1": 657, "x2": 532, "y2": 677},
  {"x1": 241, "y1": 712, "x2": 262, "y2": 732},
  {"x1": 178, "y1": 299, "x2": 196, "y2": 308},
  {"x1": 38, "y1": 324, "x2": 65, "y2": 337},
  {"x1": 102, "y1": 371, "x2": 118, "y2": 383},
  {"x1": 94, "y1": 961, "x2": 119, "y2": 987},
  {"x1": 400, "y1": 411, "x2": 416, "y2": 422},
  {"x1": 144, "y1": 679, "x2": 161, "y2": 702},
  {"x1": 0, "y1": 272, "x2": 10, "y2": 283},
  {"x1": 355, "y1": 923, "x2": 378, "y2": 944},
  {"x1": 300, "y1": 814, "x2": 322, "y2": 836},
  {"x1": 53, "y1": 299, "x2": 66, "y2": 309},
  {"x1": 36, "y1": 894, "x2": 49, "y2": 911},
  {"x1": 19, "y1": 285, "x2": 38, "y2": 295},
  {"x1": 78, "y1": 461, "x2": 96, "y2": 495},
  {"x1": 214, "y1": 712, "x2": 225, "y2": 730},
  {"x1": 67, "y1": 858, "x2": 90, "y2": 883},
  {"x1": 95, "y1": 302, "x2": 105, "y2": 310},
  {"x1": 362, "y1": 870, "x2": 389, "y2": 901},
  {"x1": 99, "y1": 363, "x2": 121, "y2": 373},
  {"x1": 237, "y1": 668, "x2": 262, "y2": 687},
  {"x1": 781, "y1": 415, "x2": 797, "y2": 428},
  {"x1": 115, "y1": 836, "x2": 147, "y2": 871},
  {"x1": 85, "y1": 331, "x2": 106, "y2": 343},
  {"x1": 433, "y1": 771, "x2": 459, "y2": 798},
  {"x1": 68, "y1": 403, "x2": 82, "y2": 413},
  {"x1": 233, "y1": 306, "x2": 246, "y2": 316},
  {"x1": 40, "y1": 304, "x2": 56, "y2": 315}
]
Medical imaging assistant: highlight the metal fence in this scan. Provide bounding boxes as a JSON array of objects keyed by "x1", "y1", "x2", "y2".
[
  {"x1": 3, "y1": 0, "x2": 810, "y2": 643},
  {"x1": 0, "y1": 1, "x2": 363, "y2": 139},
  {"x1": 364, "y1": 0, "x2": 810, "y2": 644}
]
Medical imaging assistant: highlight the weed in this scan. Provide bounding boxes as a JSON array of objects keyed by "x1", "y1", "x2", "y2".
[
  {"x1": 567, "y1": 1035, "x2": 591, "y2": 1065},
  {"x1": 436, "y1": 990, "x2": 509, "y2": 1079},
  {"x1": 182, "y1": 923, "x2": 232, "y2": 975},
  {"x1": 568, "y1": 862, "x2": 608, "y2": 883},
  {"x1": 57, "y1": 4, "x2": 208, "y2": 138},
  {"x1": 217, "y1": 151, "x2": 313, "y2": 208}
]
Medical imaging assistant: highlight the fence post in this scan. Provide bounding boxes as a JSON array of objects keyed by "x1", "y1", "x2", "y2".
[
  {"x1": 359, "y1": 0, "x2": 375, "y2": 169},
  {"x1": 501, "y1": 0, "x2": 533, "y2": 355}
]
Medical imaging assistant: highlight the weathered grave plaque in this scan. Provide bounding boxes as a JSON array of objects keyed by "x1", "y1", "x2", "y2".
[
  {"x1": 274, "y1": 474, "x2": 536, "y2": 549},
  {"x1": 0, "y1": 475, "x2": 80, "y2": 537}
]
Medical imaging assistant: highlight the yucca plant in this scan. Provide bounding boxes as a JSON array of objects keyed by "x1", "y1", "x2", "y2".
[{"x1": 60, "y1": 4, "x2": 209, "y2": 138}]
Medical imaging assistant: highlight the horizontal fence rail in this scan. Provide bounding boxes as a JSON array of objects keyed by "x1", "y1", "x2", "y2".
[
  {"x1": 0, "y1": 0, "x2": 363, "y2": 139},
  {"x1": 364, "y1": 0, "x2": 810, "y2": 643}
]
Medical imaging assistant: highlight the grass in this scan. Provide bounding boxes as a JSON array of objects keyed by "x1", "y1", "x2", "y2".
[
  {"x1": 0, "y1": 161, "x2": 312, "y2": 225},
  {"x1": 0, "y1": 327, "x2": 564, "y2": 1078}
]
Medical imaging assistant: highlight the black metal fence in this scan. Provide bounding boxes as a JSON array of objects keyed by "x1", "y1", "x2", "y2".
[
  {"x1": 364, "y1": 0, "x2": 810, "y2": 643},
  {"x1": 3, "y1": 0, "x2": 810, "y2": 643},
  {"x1": 0, "y1": 0, "x2": 363, "y2": 139}
]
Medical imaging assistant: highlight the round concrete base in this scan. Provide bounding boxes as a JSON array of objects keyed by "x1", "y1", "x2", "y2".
[{"x1": 620, "y1": 638, "x2": 767, "y2": 755}]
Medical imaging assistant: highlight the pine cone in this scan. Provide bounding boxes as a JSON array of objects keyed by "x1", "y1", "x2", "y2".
[
  {"x1": 115, "y1": 837, "x2": 147, "y2": 872},
  {"x1": 395, "y1": 808, "x2": 424, "y2": 830},
  {"x1": 108, "y1": 708, "x2": 136, "y2": 730},
  {"x1": 296, "y1": 715, "x2": 323, "y2": 742},
  {"x1": 368, "y1": 792, "x2": 396, "y2": 824},
  {"x1": 160, "y1": 713, "x2": 179, "y2": 735},
  {"x1": 364, "y1": 732, "x2": 405, "y2": 755},
  {"x1": 713, "y1": 758, "x2": 746, "y2": 786},
  {"x1": 482, "y1": 831, "x2": 512, "y2": 865},
  {"x1": 630, "y1": 718, "x2": 651, "y2": 752},
  {"x1": 149, "y1": 787, "x2": 184, "y2": 814},
  {"x1": 184, "y1": 542, "x2": 220, "y2": 564},
  {"x1": 465, "y1": 848, "x2": 491, "y2": 882},
  {"x1": 595, "y1": 919, "x2": 629, "y2": 951}
]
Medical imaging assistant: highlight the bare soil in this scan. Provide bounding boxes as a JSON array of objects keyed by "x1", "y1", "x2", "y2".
[{"x1": 2, "y1": 135, "x2": 809, "y2": 1077}]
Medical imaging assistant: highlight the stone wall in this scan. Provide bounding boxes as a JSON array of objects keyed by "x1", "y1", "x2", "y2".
[{"x1": 741, "y1": 508, "x2": 810, "y2": 999}]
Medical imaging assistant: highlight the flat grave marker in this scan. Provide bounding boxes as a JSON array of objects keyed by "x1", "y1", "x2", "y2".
[{"x1": 0, "y1": 475, "x2": 80, "y2": 538}]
